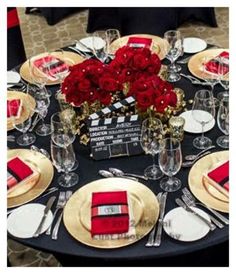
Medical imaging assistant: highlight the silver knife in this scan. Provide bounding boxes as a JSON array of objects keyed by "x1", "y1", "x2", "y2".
[
  {"x1": 33, "y1": 196, "x2": 56, "y2": 237},
  {"x1": 153, "y1": 192, "x2": 168, "y2": 246},
  {"x1": 175, "y1": 198, "x2": 216, "y2": 231}
]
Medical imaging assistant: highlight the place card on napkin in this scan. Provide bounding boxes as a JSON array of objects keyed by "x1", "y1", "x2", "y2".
[
  {"x1": 7, "y1": 157, "x2": 40, "y2": 197},
  {"x1": 127, "y1": 37, "x2": 152, "y2": 49},
  {"x1": 91, "y1": 191, "x2": 129, "y2": 237},
  {"x1": 202, "y1": 161, "x2": 229, "y2": 198},
  {"x1": 33, "y1": 55, "x2": 68, "y2": 80},
  {"x1": 7, "y1": 99, "x2": 22, "y2": 119},
  {"x1": 204, "y1": 51, "x2": 229, "y2": 75}
]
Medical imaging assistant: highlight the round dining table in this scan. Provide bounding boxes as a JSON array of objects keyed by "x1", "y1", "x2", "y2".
[{"x1": 7, "y1": 42, "x2": 229, "y2": 267}]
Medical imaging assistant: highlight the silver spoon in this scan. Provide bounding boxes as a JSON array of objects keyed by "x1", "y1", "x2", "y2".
[
  {"x1": 40, "y1": 148, "x2": 50, "y2": 159},
  {"x1": 182, "y1": 151, "x2": 211, "y2": 168},
  {"x1": 185, "y1": 145, "x2": 215, "y2": 161},
  {"x1": 109, "y1": 168, "x2": 148, "y2": 181},
  {"x1": 99, "y1": 170, "x2": 139, "y2": 181}
]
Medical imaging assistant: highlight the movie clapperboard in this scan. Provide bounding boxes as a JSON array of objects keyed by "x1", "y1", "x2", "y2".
[{"x1": 87, "y1": 96, "x2": 143, "y2": 160}]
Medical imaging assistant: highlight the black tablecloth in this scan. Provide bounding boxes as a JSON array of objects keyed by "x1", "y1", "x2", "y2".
[
  {"x1": 87, "y1": 7, "x2": 217, "y2": 36},
  {"x1": 8, "y1": 45, "x2": 228, "y2": 267}
]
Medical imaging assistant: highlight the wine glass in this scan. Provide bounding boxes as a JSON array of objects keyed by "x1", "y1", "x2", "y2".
[
  {"x1": 163, "y1": 30, "x2": 182, "y2": 82},
  {"x1": 140, "y1": 117, "x2": 163, "y2": 180},
  {"x1": 27, "y1": 84, "x2": 52, "y2": 136},
  {"x1": 51, "y1": 112, "x2": 76, "y2": 147},
  {"x1": 192, "y1": 89, "x2": 215, "y2": 149},
  {"x1": 51, "y1": 141, "x2": 79, "y2": 187},
  {"x1": 159, "y1": 137, "x2": 182, "y2": 192},
  {"x1": 217, "y1": 56, "x2": 229, "y2": 100},
  {"x1": 29, "y1": 54, "x2": 52, "y2": 97},
  {"x1": 217, "y1": 94, "x2": 229, "y2": 149},
  {"x1": 92, "y1": 31, "x2": 109, "y2": 63},
  {"x1": 8, "y1": 100, "x2": 36, "y2": 146}
]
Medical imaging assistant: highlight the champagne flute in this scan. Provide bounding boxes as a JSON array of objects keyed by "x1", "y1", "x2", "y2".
[
  {"x1": 192, "y1": 89, "x2": 215, "y2": 149},
  {"x1": 8, "y1": 100, "x2": 36, "y2": 146},
  {"x1": 51, "y1": 141, "x2": 79, "y2": 187},
  {"x1": 217, "y1": 94, "x2": 229, "y2": 148},
  {"x1": 140, "y1": 117, "x2": 163, "y2": 180},
  {"x1": 163, "y1": 30, "x2": 182, "y2": 82},
  {"x1": 159, "y1": 137, "x2": 182, "y2": 192},
  {"x1": 27, "y1": 84, "x2": 52, "y2": 136}
]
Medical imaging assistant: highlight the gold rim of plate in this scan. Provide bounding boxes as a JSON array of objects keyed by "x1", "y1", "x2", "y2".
[
  {"x1": 63, "y1": 178, "x2": 159, "y2": 249},
  {"x1": 7, "y1": 91, "x2": 36, "y2": 131},
  {"x1": 188, "y1": 150, "x2": 229, "y2": 213},
  {"x1": 7, "y1": 149, "x2": 54, "y2": 208},
  {"x1": 110, "y1": 34, "x2": 167, "y2": 60},
  {"x1": 188, "y1": 48, "x2": 229, "y2": 81},
  {"x1": 19, "y1": 51, "x2": 84, "y2": 86}
]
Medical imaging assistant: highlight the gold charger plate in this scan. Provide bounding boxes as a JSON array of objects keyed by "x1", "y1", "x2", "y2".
[
  {"x1": 188, "y1": 48, "x2": 229, "y2": 81},
  {"x1": 63, "y1": 178, "x2": 159, "y2": 249},
  {"x1": 7, "y1": 91, "x2": 36, "y2": 131},
  {"x1": 110, "y1": 34, "x2": 167, "y2": 60},
  {"x1": 188, "y1": 151, "x2": 229, "y2": 213},
  {"x1": 19, "y1": 51, "x2": 84, "y2": 85},
  {"x1": 7, "y1": 149, "x2": 54, "y2": 208}
]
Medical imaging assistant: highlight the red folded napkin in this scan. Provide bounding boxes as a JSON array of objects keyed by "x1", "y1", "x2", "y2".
[
  {"x1": 91, "y1": 191, "x2": 129, "y2": 237},
  {"x1": 203, "y1": 161, "x2": 229, "y2": 198},
  {"x1": 7, "y1": 99, "x2": 22, "y2": 118},
  {"x1": 7, "y1": 157, "x2": 33, "y2": 190},
  {"x1": 127, "y1": 37, "x2": 152, "y2": 48},
  {"x1": 33, "y1": 55, "x2": 68, "y2": 80},
  {"x1": 205, "y1": 51, "x2": 229, "y2": 75}
]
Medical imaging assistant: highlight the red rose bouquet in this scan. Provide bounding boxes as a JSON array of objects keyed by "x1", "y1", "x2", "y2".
[{"x1": 61, "y1": 46, "x2": 177, "y2": 115}]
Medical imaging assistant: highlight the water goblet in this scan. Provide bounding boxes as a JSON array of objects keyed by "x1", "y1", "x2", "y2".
[
  {"x1": 8, "y1": 100, "x2": 36, "y2": 146},
  {"x1": 192, "y1": 89, "x2": 215, "y2": 149},
  {"x1": 159, "y1": 137, "x2": 182, "y2": 192},
  {"x1": 140, "y1": 117, "x2": 163, "y2": 180},
  {"x1": 217, "y1": 56, "x2": 229, "y2": 100},
  {"x1": 51, "y1": 141, "x2": 79, "y2": 187}
]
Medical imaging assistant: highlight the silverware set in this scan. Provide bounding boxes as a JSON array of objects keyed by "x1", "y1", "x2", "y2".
[
  {"x1": 181, "y1": 151, "x2": 211, "y2": 168},
  {"x1": 99, "y1": 168, "x2": 147, "y2": 181},
  {"x1": 146, "y1": 192, "x2": 168, "y2": 247}
]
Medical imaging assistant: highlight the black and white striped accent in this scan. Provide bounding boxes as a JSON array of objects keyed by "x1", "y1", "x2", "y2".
[
  {"x1": 88, "y1": 96, "x2": 135, "y2": 120},
  {"x1": 88, "y1": 114, "x2": 139, "y2": 127}
]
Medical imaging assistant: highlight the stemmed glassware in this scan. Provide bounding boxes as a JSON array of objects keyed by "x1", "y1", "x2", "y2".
[
  {"x1": 8, "y1": 100, "x2": 36, "y2": 146},
  {"x1": 192, "y1": 89, "x2": 215, "y2": 149},
  {"x1": 92, "y1": 31, "x2": 109, "y2": 63},
  {"x1": 51, "y1": 141, "x2": 79, "y2": 187},
  {"x1": 217, "y1": 56, "x2": 229, "y2": 100},
  {"x1": 27, "y1": 84, "x2": 52, "y2": 136},
  {"x1": 163, "y1": 30, "x2": 182, "y2": 82},
  {"x1": 51, "y1": 112, "x2": 78, "y2": 171},
  {"x1": 159, "y1": 137, "x2": 182, "y2": 192},
  {"x1": 29, "y1": 54, "x2": 52, "y2": 97},
  {"x1": 140, "y1": 117, "x2": 163, "y2": 180},
  {"x1": 105, "y1": 29, "x2": 121, "y2": 58},
  {"x1": 217, "y1": 94, "x2": 229, "y2": 148}
]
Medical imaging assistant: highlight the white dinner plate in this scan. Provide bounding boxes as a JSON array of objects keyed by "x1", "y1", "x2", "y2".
[
  {"x1": 179, "y1": 110, "x2": 215, "y2": 134},
  {"x1": 7, "y1": 71, "x2": 21, "y2": 88},
  {"x1": 163, "y1": 207, "x2": 211, "y2": 242},
  {"x1": 76, "y1": 37, "x2": 106, "y2": 52},
  {"x1": 7, "y1": 203, "x2": 53, "y2": 238},
  {"x1": 183, "y1": 37, "x2": 207, "y2": 54}
]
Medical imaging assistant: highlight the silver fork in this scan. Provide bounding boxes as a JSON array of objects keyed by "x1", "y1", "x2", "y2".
[
  {"x1": 145, "y1": 192, "x2": 162, "y2": 247},
  {"x1": 46, "y1": 191, "x2": 66, "y2": 235},
  {"x1": 182, "y1": 187, "x2": 229, "y2": 225},
  {"x1": 181, "y1": 195, "x2": 224, "y2": 229},
  {"x1": 52, "y1": 191, "x2": 73, "y2": 240}
]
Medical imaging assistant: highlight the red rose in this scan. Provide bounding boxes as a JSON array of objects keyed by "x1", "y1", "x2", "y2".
[
  {"x1": 78, "y1": 78, "x2": 91, "y2": 92},
  {"x1": 154, "y1": 95, "x2": 169, "y2": 113},
  {"x1": 132, "y1": 54, "x2": 149, "y2": 70},
  {"x1": 136, "y1": 89, "x2": 154, "y2": 111},
  {"x1": 165, "y1": 91, "x2": 177, "y2": 107},
  {"x1": 99, "y1": 75, "x2": 119, "y2": 92},
  {"x1": 97, "y1": 90, "x2": 112, "y2": 105}
]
